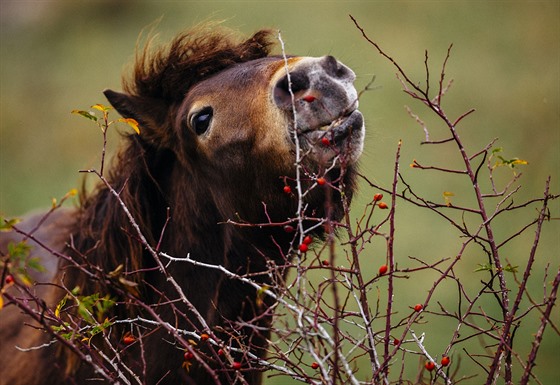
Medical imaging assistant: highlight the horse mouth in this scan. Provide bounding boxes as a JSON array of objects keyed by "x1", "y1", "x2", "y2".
[{"x1": 294, "y1": 109, "x2": 365, "y2": 163}]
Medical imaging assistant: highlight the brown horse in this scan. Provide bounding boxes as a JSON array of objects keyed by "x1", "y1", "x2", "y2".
[{"x1": 0, "y1": 26, "x2": 364, "y2": 385}]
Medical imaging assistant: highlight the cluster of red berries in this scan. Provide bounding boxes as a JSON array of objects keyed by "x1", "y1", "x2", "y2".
[
  {"x1": 298, "y1": 235, "x2": 313, "y2": 253},
  {"x1": 178, "y1": 333, "x2": 243, "y2": 371},
  {"x1": 282, "y1": 174, "x2": 328, "y2": 194},
  {"x1": 424, "y1": 356, "x2": 451, "y2": 371},
  {"x1": 373, "y1": 193, "x2": 389, "y2": 209}
]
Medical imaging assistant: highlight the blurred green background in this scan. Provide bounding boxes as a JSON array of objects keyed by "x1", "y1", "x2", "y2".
[{"x1": 1, "y1": 1, "x2": 558, "y2": 383}]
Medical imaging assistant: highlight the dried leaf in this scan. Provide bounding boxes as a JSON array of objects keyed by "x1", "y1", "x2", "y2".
[
  {"x1": 182, "y1": 360, "x2": 193, "y2": 372},
  {"x1": 107, "y1": 264, "x2": 124, "y2": 278},
  {"x1": 118, "y1": 276, "x2": 140, "y2": 297}
]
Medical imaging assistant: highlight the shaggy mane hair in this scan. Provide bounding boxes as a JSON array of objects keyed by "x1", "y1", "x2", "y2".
[{"x1": 126, "y1": 26, "x2": 275, "y2": 102}]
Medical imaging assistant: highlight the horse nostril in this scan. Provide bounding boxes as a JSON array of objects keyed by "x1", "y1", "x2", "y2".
[
  {"x1": 322, "y1": 55, "x2": 352, "y2": 79},
  {"x1": 273, "y1": 71, "x2": 311, "y2": 107}
]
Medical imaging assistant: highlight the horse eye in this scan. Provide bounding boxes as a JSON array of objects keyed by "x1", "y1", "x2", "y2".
[{"x1": 190, "y1": 107, "x2": 213, "y2": 136}]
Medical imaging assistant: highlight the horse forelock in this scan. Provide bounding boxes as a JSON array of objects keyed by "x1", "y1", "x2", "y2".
[{"x1": 124, "y1": 26, "x2": 275, "y2": 103}]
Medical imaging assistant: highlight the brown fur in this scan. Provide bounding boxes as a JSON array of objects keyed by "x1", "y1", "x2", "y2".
[{"x1": 0, "y1": 26, "x2": 361, "y2": 385}]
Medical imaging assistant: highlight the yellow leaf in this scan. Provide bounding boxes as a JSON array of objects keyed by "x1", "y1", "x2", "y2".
[
  {"x1": 91, "y1": 104, "x2": 112, "y2": 112},
  {"x1": 51, "y1": 197, "x2": 58, "y2": 209},
  {"x1": 55, "y1": 296, "x2": 67, "y2": 318},
  {"x1": 256, "y1": 285, "x2": 270, "y2": 308},
  {"x1": 443, "y1": 191, "x2": 455, "y2": 207},
  {"x1": 68, "y1": 188, "x2": 78, "y2": 197},
  {"x1": 19, "y1": 274, "x2": 32, "y2": 287},
  {"x1": 118, "y1": 118, "x2": 140, "y2": 134},
  {"x1": 0, "y1": 294, "x2": 3, "y2": 310},
  {"x1": 510, "y1": 159, "x2": 529, "y2": 166}
]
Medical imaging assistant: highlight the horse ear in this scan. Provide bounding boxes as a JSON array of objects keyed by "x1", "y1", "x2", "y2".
[{"x1": 103, "y1": 89, "x2": 169, "y2": 136}]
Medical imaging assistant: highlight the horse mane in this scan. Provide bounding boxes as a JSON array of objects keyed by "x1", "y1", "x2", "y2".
[
  {"x1": 68, "y1": 26, "x2": 276, "y2": 295},
  {"x1": 125, "y1": 25, "x2": 275, "y2": 102}
]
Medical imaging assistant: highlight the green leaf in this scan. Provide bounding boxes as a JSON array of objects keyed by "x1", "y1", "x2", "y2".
[
  {"x1": 27, "y1": 257, "x2": 46, "y2": 273},
  {"x1": 491, "y1": 147, "x2": 503, "y2": 154},
  {"x1": 474, "y1": 263, "x2": 492, "y2": 272},
  {"x1": 504, "y1": 264, "x2": 519, "y2": 273},
  {"x1": 7, "y1": 241, "x2": 31, "y2": 261},
  {"x1": 71, "y1": 110, "x2": 97, "y2": 122},
  {"x1": 0, "y1": 217, "x2": 20, "y2": 232}
]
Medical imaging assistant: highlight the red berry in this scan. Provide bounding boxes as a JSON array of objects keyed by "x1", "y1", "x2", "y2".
[
  {"x1": 184, "y1": 351, "x2": 194, "y2": 361},
  {"x1": 122, "y1": 334, "x2": 135, "y2": 345},
  {"x1": 200, "y1": 333, "x2": 209, "y2": 341},
  {"x1": 425, "y1": 361, "x2": 436, "y2": 371},
  {"x1": 373, "y1": 193, "x2": 383, "y2": 202},
  {"x1": 378, "y1": 265, "x2": 388, "y2": 275},
  {"x1": 5, "y1": 275, "x2": 14, "y2": 284},
  {"x1": 311, "y1": 362, "x2": 320, "y2": 369},
  {"x1": 299, "y1": 243, "x2": 309, "y2": 253},
  {"x1": 303, "y1": 235, "x2": 313, "y2": 245},
  {"x1": 232, "y1": 361, "x2": 242, "y2": 370},
  {"x1": 414, "y1": 304, "x2": 423, "y2": 312},
  {"x1": 283, "y1": 185, "x2": 292, "y2": 194},
  {"x1": 378, "y1": 202, "x2": 388, "y2": 209},
  {"x1": 441, "y1": 356, "x2": 450, "y2": 367},
  {"x1": 316, "y1": 177, "x2": 326, "y2": 186},
  {"x1": 217, "y1": 348, "x2": 225, "y2": 356},
  {"x1": 321, "y1": 260, "x2": 330, "y2": 266},
  {"x1": 393, "y1": 338, "x2": 400, "y2": 346},
  {"x1": 302, "y1": 95, "x2": 316, "y2": 103},
  {"x1": 284, "y1": 225, "x2": 295, "y2": 233},
  {"x1": 320, "y1": 137, "x2": 330, "y2": 146}
]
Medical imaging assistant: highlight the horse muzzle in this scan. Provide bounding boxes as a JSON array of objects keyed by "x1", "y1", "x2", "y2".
[{"x1": 273, "y1": 55, "x2": 365, "y2": 164}]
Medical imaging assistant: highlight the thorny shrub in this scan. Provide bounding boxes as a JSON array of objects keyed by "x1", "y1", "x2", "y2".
[{"x1": 1, "y1": 18, "x2": 558, "y2": 385}]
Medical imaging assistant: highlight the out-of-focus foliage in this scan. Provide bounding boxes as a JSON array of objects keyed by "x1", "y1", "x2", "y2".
[{"x1": 1, "y1": 1, "x2": 558, "y2": 383}]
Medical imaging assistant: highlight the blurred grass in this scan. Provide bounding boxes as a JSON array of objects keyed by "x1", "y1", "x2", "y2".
[{"x1": 1, "y1": 1, "x2": 558, "y2": 384}]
